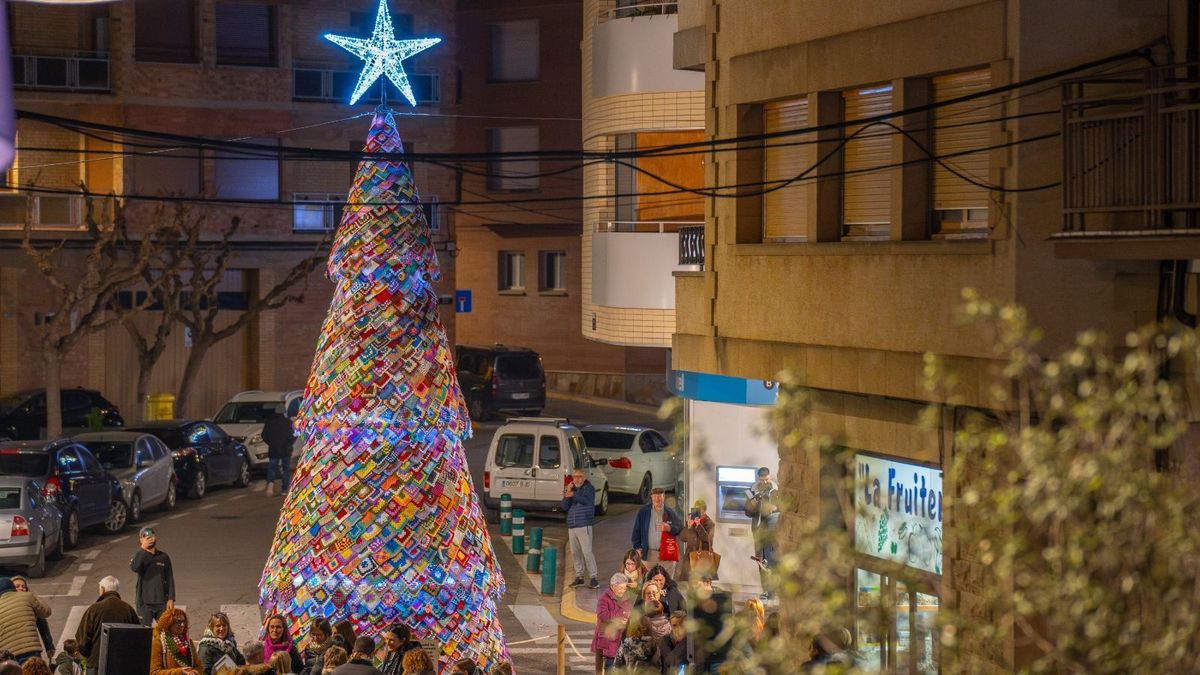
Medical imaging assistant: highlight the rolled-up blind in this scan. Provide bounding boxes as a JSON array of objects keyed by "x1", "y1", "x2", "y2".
[
  {"x1": 842, "y1": 85, "x2": 893, "y2": 227},
  {"x1": 763, "y1": 98, "x2": 809, "y2": 241},
  {"x1": 933, "y1": 69, "x2": 992, "y2": 211}
]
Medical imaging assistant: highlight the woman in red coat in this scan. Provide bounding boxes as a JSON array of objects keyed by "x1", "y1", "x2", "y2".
[{"x1": 591, "y1": 573, "x2": 633, "y2": 673}]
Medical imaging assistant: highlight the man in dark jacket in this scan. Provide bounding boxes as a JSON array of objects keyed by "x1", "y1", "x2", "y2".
[
  {"x1": 331, "y1": 637, "x2": 384, "y2": 675},
  {"x1": 129, "y1": 527, "x2": 174, "y2": 626},
  {"x1": 631, "y1": 487, "x2": 684, "y2": 575},
  {"x1": 561, "y1": 469, "x2": 599, "y2": 589},
  {"x1": 76, "y1": 576, "x2": 139, "y2": 674},
  {"x1": 262, "y1": 409, "x2": 295, "y2": 497}
]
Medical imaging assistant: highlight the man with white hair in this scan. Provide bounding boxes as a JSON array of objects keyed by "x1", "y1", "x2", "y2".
[{"x1": 76, "y1": 576, "x2": 139, "y2": 675}]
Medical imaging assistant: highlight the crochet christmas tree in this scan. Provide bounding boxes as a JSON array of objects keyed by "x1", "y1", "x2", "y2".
[{"x1": 259, "y1": 107, "x2": 508, "y2": 671}]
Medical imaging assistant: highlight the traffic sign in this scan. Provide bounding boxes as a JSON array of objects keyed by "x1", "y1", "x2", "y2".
[{"x1": 455, "y1": 290, "x2": 472, "y2": 313}]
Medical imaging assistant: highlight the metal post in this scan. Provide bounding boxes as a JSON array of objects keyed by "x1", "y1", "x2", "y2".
[
  {"x1": 557, "y1": 623, "x2": 566, "y2": 675},
  {"x1": 499, "y1": 493, "x2": 513, "y2": 535},
  {"x1": 541, "y1": 545, "x2": 557, "y2": 594}
]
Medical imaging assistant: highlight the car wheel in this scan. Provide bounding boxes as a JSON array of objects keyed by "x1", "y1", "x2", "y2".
[
  {"x1": 596, "y1": 486, "x2": 610, "y2": 516},
  {"x1": 103, "y1": 499, "x2": 127, "y2": 533},
  {"x1": 233, "y1": 459, "x2": 250, "y2": 488},
  {"x1": 468, "y1": 397, "x2": 489, "y2": 422},
  {"x1": 189, "y1": 469, "x2": 207, "y2": 499},
  {"x1": 27, "y1": 538, "x2": 46, "y2": 578},
  {"x1": 62, "y1": 509, "x2": 80, "y2": 551},
  {"x1": 128, "y1": 491, "x2": 142, "y2": 524},
  {"x1": 637, "y1": 473, "x2": 652, "y2": 504},
  {"x1": 161, "y1": 478, "x2": 177, "y2": 511},
  {"x1": 47, "y1": 525, "x2": 63, "y2": 561}
]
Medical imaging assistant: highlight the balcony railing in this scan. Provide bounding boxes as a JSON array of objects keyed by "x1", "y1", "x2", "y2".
[
  {"x1": 598, "y1": 1, "x2": 678, "y2": 22},
  {"x1": 0, "y1": 193, "x2": 88, "y2": 229},
  {"x1": 293, "y1": 64, "x2": 439, "y2": 104},
  {"x1": 597, "y1": 220, "x2": 698, "y2": 233},
  {"x1": 1060, "y1": 63, "x2": 1200, "y2": 234},
  {"x1": 12, "y1": 51, "x2": 110, "y2": 92},
  {"x1": 678, "y1": 224, "x2": 704, "y2": 267}
]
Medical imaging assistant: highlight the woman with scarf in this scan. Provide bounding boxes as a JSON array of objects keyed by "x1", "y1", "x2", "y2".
[
  {"x1": 378, "y1": 623, "x2": 422, "y2": 675},
  {"x1": 150, "y1": 607, "x2": 199, "y2": 675},
  {"x1": 198, "y1": 612, "x2": 245, "y2": 675},
  {"x1": 297, "y1": 618, "x2": 332, "y2": 675},
  {"x1": 262, "y1": 614, "x2": 302, "y2": 672}
]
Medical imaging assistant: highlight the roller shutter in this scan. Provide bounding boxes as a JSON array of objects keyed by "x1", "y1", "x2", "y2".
[
  {"x1": 933, "y1": 69, "x2": 992, "y2": 214},
  {"x1": 762, "y1": 98, "x2": 809, "y2": 241},
  {"x1": 842, "y1": 85, "x2": 893, "y2": 234}
]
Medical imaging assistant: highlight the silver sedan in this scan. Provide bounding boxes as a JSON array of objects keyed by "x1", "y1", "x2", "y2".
[
  {"x1": 74, "y1": 431, "x2": 177, "y2": 523},
  {"x1": 0, "y1": 475, "x2": 63, "y2": 578}
]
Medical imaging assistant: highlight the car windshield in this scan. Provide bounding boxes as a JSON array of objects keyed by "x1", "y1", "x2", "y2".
[
  {"x1": 582, "y1": 431, "x2": 637, "y2": 450},
  {"x1": 86, "y1": 442, "x2": 134, "y2": 469},
  {"x1": 137, "y1": 429, "x2": 185, "y2": 449},
  {"x1": 0, "y1": 487, "x2": 19, "y2": 509},
  {"x1": 0, "y1": 452, "x2": 48, "y2": 477},
  {"x1": 496, "y1": 355, "x2": 541, "y2": 379},
  {"x1": 214, "y1": 402, "x2": 282, "y2": 424},
  {"x1": 0, "y1": 394, "x2": 28, "y2": 416}
]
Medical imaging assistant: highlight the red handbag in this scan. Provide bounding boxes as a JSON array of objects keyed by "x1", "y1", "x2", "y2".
[{"x1": 658, "y1": 532, "x2": 680, "y2": 561}]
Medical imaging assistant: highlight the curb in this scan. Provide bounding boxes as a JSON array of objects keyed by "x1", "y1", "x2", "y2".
[
  {"x1": 559, "y1": 542, "x2": 598, "y2": 624},
  {"x1": 547, "y1": 391, "x2": 663, "y2": 416}
]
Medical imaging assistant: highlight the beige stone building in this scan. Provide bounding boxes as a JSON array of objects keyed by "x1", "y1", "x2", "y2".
[{"x1": 670, "y1": 0, "x2": 1196, "y2": 671}]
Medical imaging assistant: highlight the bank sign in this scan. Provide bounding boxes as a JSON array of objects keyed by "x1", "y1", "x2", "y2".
[{"x1": 854, "y1": 454, "x2": 943, "y2": 576}]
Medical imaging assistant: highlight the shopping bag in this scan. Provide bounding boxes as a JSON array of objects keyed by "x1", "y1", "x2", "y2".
[
  {"x1": 659, "y1": 532, "x2": 680, "y2": 561},
  {"x1": 689, "y1": 549, "x2": 722, "y2": 577}
]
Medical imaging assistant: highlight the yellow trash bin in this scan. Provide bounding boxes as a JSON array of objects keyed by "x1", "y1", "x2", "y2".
[{"x1": 145, "y1": 393, "x2": 175, "y2": 421}]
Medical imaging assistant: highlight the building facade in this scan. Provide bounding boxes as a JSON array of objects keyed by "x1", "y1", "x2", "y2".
[
  {"x1": 3, "y1": 0, "x2": 459, "y2": 421},
  {"x1": 671, "y1": 0, "x2": 1194, "y2": 671}
]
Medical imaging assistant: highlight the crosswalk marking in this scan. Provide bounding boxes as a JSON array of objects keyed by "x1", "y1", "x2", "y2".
[
  {"x1": 45, "y1": 575, "x2": 88, "y2": 598},
  {"x1": 56, "y1": 605, "x2": 87, "y2": 651}
]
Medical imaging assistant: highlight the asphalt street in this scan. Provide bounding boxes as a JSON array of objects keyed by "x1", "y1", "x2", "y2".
[{"x1": 7, "y1": 395, "x2": 668, "y2": 675}]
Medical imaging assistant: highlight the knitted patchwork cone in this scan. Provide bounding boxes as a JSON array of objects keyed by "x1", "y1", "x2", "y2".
[{"x1": 259, "y1": 106, "x2": 508, "y2": 671}]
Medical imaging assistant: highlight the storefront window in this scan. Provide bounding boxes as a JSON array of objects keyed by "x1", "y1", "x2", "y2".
[{"x1": 856, "y1": 569, "x2": 883, "y2": 670}]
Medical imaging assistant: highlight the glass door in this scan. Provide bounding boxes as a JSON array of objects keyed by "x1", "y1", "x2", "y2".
[{"x1": 855, "y1": 567, "x2": 939, "y2": 673}]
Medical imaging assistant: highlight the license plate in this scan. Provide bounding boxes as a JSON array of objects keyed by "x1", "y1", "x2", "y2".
[
  {"x1": 501, "y1": 479, "x2": 532, "y2": 489},
  {"x1": 512, "y1": 393, "x2": 530, "y2": 400}
]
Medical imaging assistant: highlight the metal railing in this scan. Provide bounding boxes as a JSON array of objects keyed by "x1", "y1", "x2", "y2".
[
  {"x1": 596, "y1": 220, "x2": 700, "y2": 233},
  {"x1": 0, "y1": 193, "x2": 87, "y2": 229},
  {"x1": 12, "y1": 51, "x2": 110, "y2": 92},
  {"x1": 678, "y1": 225, "x2": 704, "y2": 266},
  {"x1": 1061, "y1": 63, "x2": 1200, "y2": 233},
  {"x1": 597, "y1": 1, "x2": 678, "y2": 22}
]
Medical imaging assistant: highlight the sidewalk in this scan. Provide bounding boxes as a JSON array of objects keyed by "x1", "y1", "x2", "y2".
[{"x1": 560, "y1": 507, "x2": 639, "y2": 624}]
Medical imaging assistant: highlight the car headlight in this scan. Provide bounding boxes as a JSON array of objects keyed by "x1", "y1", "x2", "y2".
[{"x1": 247, "y1": 434, "x2": 263, "y2": 446}]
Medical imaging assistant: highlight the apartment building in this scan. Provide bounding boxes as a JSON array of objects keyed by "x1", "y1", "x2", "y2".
[
  {"x1": 671, "y1": 0, "x2": 1194, "y2": 671},
  {"x1": 2, "y1": 0, "x2": 458, "y2": 419}
]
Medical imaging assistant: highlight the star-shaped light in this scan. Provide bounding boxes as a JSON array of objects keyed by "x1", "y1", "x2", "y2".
[{"x1": 324, "y1": 0, "x2": 441, "y2": 107}]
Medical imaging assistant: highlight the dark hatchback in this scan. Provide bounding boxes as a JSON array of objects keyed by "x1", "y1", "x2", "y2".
[
  {"x1": 454, "y1": 345, "x2": 545, "y2": 420},
  {"x1": 0, "y1": 389, "x2": 124, "y2": 441},
  {"x1": 127, "y1": 420, "x2": 250, "y2": 499},
  {"x1": 0, "y1": 439, "x2": 128, "y2": 548}
]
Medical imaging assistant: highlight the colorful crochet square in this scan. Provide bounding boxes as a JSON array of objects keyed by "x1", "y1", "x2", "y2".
[{"x1": 259, "y1": 107, "x2": 508, "y2": 672}]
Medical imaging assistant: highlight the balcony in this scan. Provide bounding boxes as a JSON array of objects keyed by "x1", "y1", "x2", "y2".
[
  {"x1": 1053, "y1": 63, "x2": 1200, "y2": 259},
  {"x1": 12, "y1": 51, "x2": 110, "y2": 93},
  {"x1": 293, "y1": 64, "x2": 439, "y2": 105},
  {"x1": 592, "y1": 2, "x2": 703, "y2": 98},
  {"x1": 0, "y1": 193, "x2": 88, "y2": 230},
  {"x1": 592, "y1": 221, "x2": 700, "y2": 309}
]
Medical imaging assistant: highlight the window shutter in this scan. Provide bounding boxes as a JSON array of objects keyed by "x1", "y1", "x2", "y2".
[
  {"x1": 216, "y1": 3, "x2": 274, "y2": 66},
  {"x1": 842, "y1": 85, "x2": 893, "y2": 229},
  {"x1": 214, "y1": 138, "x2": 279, "y2": 200},
  {"x1": 487, "y1": 127, "x2": 539, "y2": 191},
  {"x1": 933, "y1": 69, "x2": 992, "y2": 211},
  {"x1": 489, "y1": 20, "x2": 539, "y2": 82},
  {"x1": 135, "y1": 0, "x2": 196, "y2": 63},
  {"x1": 763, "y1": 97, "x2": 809, "y2": 241},
  {"x1": 133, "y1": 149, "x2": 201, "y2": 197}
]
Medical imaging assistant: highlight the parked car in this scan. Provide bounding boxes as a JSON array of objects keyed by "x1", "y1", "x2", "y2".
[
  {"x1": 74, "y1": 432, "x2": 177, "y2": 522},
  {"x1": 582, "y1": 425, "x2": 677, "y2": 503},
  {"x1": 482, "y1": 417, "x2": 609, "y2": 515},
  {"x1": 0, "y1": 475, "x2": 63, "y2": 577},
  {"x1": 0, "y1": 388, "x2": 124, "y2": 440},
  {"x1": 454, "y1": 345, "x2": 545, "y2": 421},
  {"x1": 0, "y1": 439, "x2": 128, "y2": 549},
  {"x1": 128, "y1": 420, "x2": 251, "y2": 499},
  {"x1": 212, "y1": 390, "x2": 303, "y2": 470}
]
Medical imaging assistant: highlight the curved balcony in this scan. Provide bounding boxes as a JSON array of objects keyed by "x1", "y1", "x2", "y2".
[
  {"x1": 591, "y1": 2, "x2": 703, "y2": 98},
  {"x1": 591, "y1": 221, "x2": 701, "y2": 309}
]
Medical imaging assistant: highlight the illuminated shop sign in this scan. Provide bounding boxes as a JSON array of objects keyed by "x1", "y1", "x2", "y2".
[{"x1": 854, "y1": 453, "x2": 943, "y2": 575}]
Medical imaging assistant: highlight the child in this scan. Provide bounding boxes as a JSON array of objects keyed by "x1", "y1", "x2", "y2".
[
  {"x1": 659, "y1": 610, "x2": 688, "y2": 670},
  {"x1": 53, "y1": 640, "x2": 83, "y2": 675}
]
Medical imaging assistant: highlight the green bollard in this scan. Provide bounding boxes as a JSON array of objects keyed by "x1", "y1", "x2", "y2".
[
  {"x1": 526, "y1": 545, "x2": 541, "y2": 572},
  {"x1": 529, "y1": 526, "x2": 543, "y2": 551},
  {"x1": 540, "y1": 546, "x2": 557, "y2": 594},
  {"x1": 512, "y1": 509, "x2": 526, "y2": 539},
  {"x1": 499, "y1": 494, "x2": 513, "y2": 535},
  {"x1": 512, "y1": 533, "x2": 525, "y2": 555}
]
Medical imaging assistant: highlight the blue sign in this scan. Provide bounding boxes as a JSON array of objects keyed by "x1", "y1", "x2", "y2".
[{"x1": 455, "y1": 290, "x2": 472, "y2": 313}]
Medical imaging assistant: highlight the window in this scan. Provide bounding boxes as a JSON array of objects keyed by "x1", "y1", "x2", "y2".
[
  {"x1": 932, "y1": 69, "x2": 992, "y2": 239},
  {"x1": 539, "y1": 251, "x2": 566, "y2": 292},
  {"x1": 135, "y1": 0, "x2": 197, "y2": 63},
  {"x1": 148, "y1": 438, "x2": 168, "y2": 461},
  {"x1": 842, "y1": 85, "x2": 894, "y2": 239},
  {"x1": 187, "y1": 425, "x2": 211, "y2": 444},
  {"x1": 80, "y1": 448, "x2": 104, "y2": 475},
  {"x1": 135, "y1": 441, "x2": 154, "y2": 466},
  {"x1": 214, "y1": 138, "x2": 279, "y2": 200},
  {"x1": 495, "y1": 434, "x2": 535, "y2": 468},
  {"x1": 489, "y1": 20, "x2": 539, "y2": 82},
  {"x1": 499, "y1": 251, "x2": 525, "y2": 291},
  {"x1": 639, "y1": 433, "x2": 659, "y2": 453},
  {"x1": 351, "y1": 10, "x2": 412, "y2": 37},
  {"x1": 132, "y1": 149, "x2": 202, "y2": 197},
  {"x1": 538, "y1": 435, "x2": 561, "y2": 469},
  {"x1": 63, "y1": 391, "x2": 91, "y2": 414},
  {"x1": 763, "y1": 98, "x2": 811, "y2": 241},
  {"x1": 487, "y1": 127, "x2": 539, "y2": 191},
  {"x1": 204, "y1": 423, "x2": 228, "y2": 442},
  {"x1": 56, "y1": 448, "x2": 82, "y2": 472},
  {"x1": 568, "y1": 436, "x2": 585, "y2": 471},
  {"x1": 216, "y1": 2, "x2": 277, "y2": 67}
]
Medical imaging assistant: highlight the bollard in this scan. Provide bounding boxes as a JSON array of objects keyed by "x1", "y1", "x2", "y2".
[
  {"x1": 529, "y1": 526, "x2": 543, "y2": 552},
  {"x1": 512, "y1": 533, "x2": 525, "y2": 555},
  {"x1": 526, "y1": 545, "x2": 541, "y2": 572},
  {"x1": 512, "y1": 509, "x2": 526, "y2": 538},
  {"x1": 541, "y1": 546, "x2": 557, "y2": 594},
  {"x1": 499, "y1": 494, "x2": 513, "y2": 535}
]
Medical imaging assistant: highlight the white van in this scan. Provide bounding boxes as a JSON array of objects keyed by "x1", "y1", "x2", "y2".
[
  {"x1": 482, "y1": 417, "x2": 610, "y2": 516},
  {"x1": 212, "y1": 390, "x2": 303, "y2": 469}
]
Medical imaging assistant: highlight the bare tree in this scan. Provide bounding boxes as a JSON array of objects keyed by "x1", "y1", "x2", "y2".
[
  {"x1": 22, "y1": 195, "x2": 176, "y2": 438},
  {"x1": 173, "y1": 219, "x2": 327, "y2": 416}
]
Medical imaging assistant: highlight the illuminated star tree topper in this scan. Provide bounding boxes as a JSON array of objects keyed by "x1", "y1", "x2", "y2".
[{"x1": 325, "y1": 0, "x2": 441, "y2": 106}]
